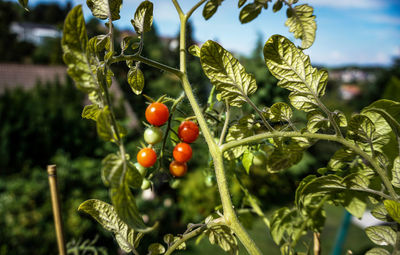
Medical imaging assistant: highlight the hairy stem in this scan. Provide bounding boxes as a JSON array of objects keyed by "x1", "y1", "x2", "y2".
[
  {"x1": 221, "y1": 131, "x2": 398, "y2": 200},
  {"x1": 218, "y1": 100, "x2": 230, "y2": 146},
  {"x1": 173, "y1": 1, "x2": 262, "y2": 254}
]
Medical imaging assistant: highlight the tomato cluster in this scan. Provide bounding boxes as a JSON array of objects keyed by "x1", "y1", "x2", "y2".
[
  {"x1": 169, "y1": 120, "x2": 199, "y2": 177},
  {"x1": 135, "y1": 102, "x2": 200, "y2": 181}
]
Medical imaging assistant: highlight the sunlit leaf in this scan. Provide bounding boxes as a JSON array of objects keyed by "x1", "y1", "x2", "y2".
[
  {"x1": 88, "y1": 35, "x2": 109, "y2": 53},
  {"x1": 307, "y1": 112, "x2": 328, "y2": 133},
  {"x1": 284, "y1": 4, "x2": 316, "y2": 49},
  {"x1": 148, "y1": 243, "x2": 165, "y2": 254},
  {"x1": 82, "y1": 104, "x2": 101, "y2": 121},
  {"x1": 366, "y1": 248, "x2": 390, "y2": 255},
  {"x1": 392, "y1": 157, "x2": 400, "y2": 188},
  {"x1": 18, "y1": 0, "x2": 29, "y2": 11},
  {"x1": 239, "y1": 3, "x2": 262, "y2": 24},
  {"x1": 238, "y1": 0, "x2": 247, "y2": 8},
  {"x1": 384, "y1": 200, "x2": 400, "y2": 224},
  {"x1": 269, "y1": 102, "x2": 293, "y2": 122},
  {"x1": 127, "y1": 67, "x2": 144, "y2": 95},
  {"x1": 263, "y1": 35, "x2": 327, "y2": 113},
  {"x1": 204, "y1": 225, "x2": 238, "y2": 254},
  {"x1": 363, "y1": 99, "x2": 400, "y2": 138},
  {"x1": 131, "y1": 1, "x2": 153, "y2": 35},
  {"x1": 189, "y1": 44, "x2": 200, "y2": 57},
  {"x1": 201, "y1": 40, "x2": 257, "y2": 107},
  {"x1": 86, "y1": 0, "x2": 122, "y2": 20},
  {"x1": 272, "y1": 1, "x2": 283, "y2": 13},
  {"x1": 203, "y1": 0, "x2": 224, "y2": 20},
  {"x1": 371, "y1": 204, "x2": 391, "y2": 222},
  {"x1": 365, "y1": 225, "x2": 396, "y2": 246},
  {"x1": 242, "y1": 150, "x2": 253, "y2": 174},
  {"x1": 78, "y1": 199, "x2": 144, "y2": 253}
]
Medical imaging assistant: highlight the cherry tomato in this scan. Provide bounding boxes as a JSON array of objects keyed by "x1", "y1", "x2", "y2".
[
  {"x1": 145, "y1": 102, "x2": 169, "y2": 126},
  {"x1": 141, "y1": 178, "x2": 151, "y2": 190},
  {"x1": 252, "y1": 151, "x2": 267, "y2": 167},
  {"x1": 178, "y1": 121, "x2": 199, "y2": 143},
  {"x1": 173, "y1": 142, "x2": 192, "y2": 163},
  {"x1": 134, "y1": 162, "x2": 147, "y2": 176},
  {"x1": 137, "y1": 148, "x2": 157, "y2": 168},
  {"x1": 169, "y1": 161, "x2": 187, "y2": 177},
  {"x1": 144, "y1": 126, "x2": 163, "y2": 145}
]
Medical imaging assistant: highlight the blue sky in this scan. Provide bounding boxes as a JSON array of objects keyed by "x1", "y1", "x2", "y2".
[{"x1": 10, "y1": 0, "x2": 400, "y2": 67}]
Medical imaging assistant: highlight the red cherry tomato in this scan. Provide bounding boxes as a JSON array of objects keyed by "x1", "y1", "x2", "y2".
[
  {"x1": 145, "y1": 102, "x2": 169, "y2": 126},
  {"x1": 169, "y1": 161, "x2": 187, "y2": 177},
  {"x1": 137, "y1": 148, "x2": 157, "y2": 168},
  {"x1": 173, "y1": 142, "x2": 192, "y2": 163},
  {"x1": 178, "y1": 121, "x2": 199, "y2": 143}
]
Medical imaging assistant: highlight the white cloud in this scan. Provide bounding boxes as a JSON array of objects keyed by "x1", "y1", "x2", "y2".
[
  {"x1": 306, "y1": 0, "x2": 385, "y2": 9},
  {"x1": 369, "y1": 14, "x2": 400, "y2": 25}
]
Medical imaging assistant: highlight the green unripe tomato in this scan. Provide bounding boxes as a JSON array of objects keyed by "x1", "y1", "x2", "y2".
[
  {"x1": 252, "y1": 151, "x2": 267, "y2": 167},
  {"x1": 134, "y1": 162, "x2": 147, "y2": 176},
  {"x1": 141, "y1": 178, "x2": 151, "y2": 190},
  {"x1": 144, "y1": 126, "x2": 163, "y2": 145}
]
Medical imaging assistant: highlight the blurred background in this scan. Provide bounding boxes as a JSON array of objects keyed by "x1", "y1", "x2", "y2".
[{"x1": 0, "y1": 0, "x2": 399, "y2": 254}]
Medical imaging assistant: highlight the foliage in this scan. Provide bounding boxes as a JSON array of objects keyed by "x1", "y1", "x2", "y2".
[{"x1": 10, "y1": 0, "x2": 400, "y2": 254}]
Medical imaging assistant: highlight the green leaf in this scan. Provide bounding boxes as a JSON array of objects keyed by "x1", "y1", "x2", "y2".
[
  {"x1": 62, "y1": 5, "x2": 98, "y2": 93},
  {"x1": 270, "y1": 207, "x2": 305, "y2": 245},
  {"x1": 328, "y1": 148, "x2": 356, "y2": 170},
  {"x1": 238, "y1": 0, "x2": 247, "y2": 8},
  {"x1": 371, "y1": 204, "x2": 391, "y2": 222},
  {"x1": 384, "y1": 200, "x2": 400, "y2": 224},
  {"x1": 126, "y1": 161, "x2": 143, "y2": 189},
  {"x1": 284, "y1": 4, "x2": 316, "y2": 49},
  {"x1": 263, "y1": 35, "x2": 327, "y2": 113},
  {"x1": 205, "y1": 225, "x2": 238, "y2": 254},
  {"x1": 148, "y1": 243, "x2": 165, "y2": 254},
  {"x1": 203, "y1": 0, "x2": 224, "y2": 20},
  {"x1": 127, "y1": 67, "x2": 145, "y2": 95},
  {"x1": 101, "y1": 153, "x2": 123, "y2": 186},
  {"x1": 18, "y1": 0, "x2": 29, "y2": 11},
  {"x1": 88, "y1": 35, "x2": 109, "y2": 53},
  {"x1": 363, "y1": 99, "x2": 400, "y2": 138},
  {"x1": 365, "y1": 225, "x2": 396, "y2": 246},
  {"x1": 78, "y1": 199, "x2": 144, "y2": 253},
  {"x1": 272, "y1": 1, "x2": 283, "y2": 13},
  {"x1": 82, "y1": 104, "x2": 101, "y2": 121},
  {"x1": 269, "y1": 102, "x2": 293, "y2": 122},
  {"x1": 265, "y1": 144, "x2": 303, "y2": 173},
  {"x1": 239, "y1": 3, "x2": 262, "y2": 24},
  {"x1": 392, "y1": 157, "x2": 400, "y2": 188},
  {"x1": 110, "y1": 183, "x2": 149, "y2": 231},
  {"x1": 366, "y1": 248, "x2": 390, "y2": 255},
  {"x1": 86, "y1": 0, "x2": 122, "y2": 20},
  {"x1": 224, "y1": 115, "x2": 259, "y2": 159},
  {"x1": 307, "y1": 112, "x2": 328, "y2": 133},
  {"x1": 96, "y1": 107, "x2": 114, "y2": 142},
  {"x1": 189, "y1": 44, "x2": 200, "y2": 57},
  {"x1": 242, "y1": 150, "x2": 254, "y2": 174},
  {"x1": 200, "y1": 40, "x2": 257, "y2": 107},
  {"x1": 131, "y1": 1, "x2": 153, "y2": 35}
]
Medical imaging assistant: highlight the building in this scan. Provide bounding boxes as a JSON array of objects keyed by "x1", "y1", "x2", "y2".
[{"x1": 10, "y1": 22, "x2": 61, "y2": 45}]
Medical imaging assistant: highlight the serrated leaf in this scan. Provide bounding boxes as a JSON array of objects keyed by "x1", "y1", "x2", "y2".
[
  {"x1": 384, "y1": 200, "x2": 400, "y2": 224},
  {"x1": 88, "y1": 35, "x2": 109, "y2": 53},
  {"x1": 371, "y1": 204, "x2": 391, "y2": 222},
  {"x1": 328, "y1": 148, "x2": 356, "y2": 170},
  {"x1": 239, "y1": 3, "x2": 262, "y2": 24},
  {"x1": 18, "y1": 0, "x2": 29, "y2": 11},
  {"x1": 121, "y1": 36, "x2": 140, "y2": 52},
  {"x1": 132, "y1": 1, "x2": 153, "y2": 35},
  {"x1": 269, "y1": 102, "x2": 292, "y2": 122},
  {"x1": 363, "y1": 99, "x2": 400, "y2": 138},
  {"x1": 366, "y1": 248, "x2": 390, "y2": 255},
  {"x1": 203, "y1": 0, "x2": 224, "y2": 20},
  {"x1": 263, "y1": 35, "x2": 327, "y2": 113},
  {"x1": 148, "y1": 243, "x2": 165, "y2": 254},
  {"x1": 242, "y1": 150, "x2": 253, "y2": 174},
  {"x1": 333, "y1": 110, "x2": 348, "y2": 128},
  {"x1": 78, "y1": 199, "x2": 143, "y2": 253},
  {"x1": 127, "y1": 67, "x2": 144, "y2": 95},
  {"x1": 238, "y1": 0, "x2": 247, "y2": 8},
  {"x1": 266, "y1": 145, "x2": 303, "y2": 173},
  {"x1": 86, "y1": 0, "x2": 122, "y2": 20},
  {"x1": 205, "y1": 225, "x2": 238, "y2": 254},
  {"x1": 307, "y1": 112, "x2": 328, "y2": 133},
  {"x1": 270, "y1": 207, "x2": 305, "y2": 245},
  {"x1": 392, "y1": 157, "x2": 400, "y2": 188},
  {"x1": 284, "y1": 4, "x2": 316, "y2": 49},
  {"x1": 201, "y1": 40, "x2": 257, "y2": 107},
  {"x1": 110, "y1": 183, "x2": 149, "y2": 231},
  {"x1": 224, "y1": 115, "x2": 259, "y2": 159},
  {"x1": 189, "y1": 44, "x2": 200, "y2": 57},
  {"x1": 82, "y1": 104, "x2": 101, "y2": 121},
  {"x1": 365, "y1": 225, "x2": 396, "y2": 246},
  {"x1": 62, "y1": 5, "x2": 99, "y2": 93},
  {"x1": 126, "y1": 161, "x2": 143, "y2": 189},
  {"x1": 96, "y1": 107, "x2": 114, "y2": 142}
]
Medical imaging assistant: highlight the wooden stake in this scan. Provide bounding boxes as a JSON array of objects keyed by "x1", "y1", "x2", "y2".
[{"x1": 47, "y1": 165, "x2": 67, "y2": 255}]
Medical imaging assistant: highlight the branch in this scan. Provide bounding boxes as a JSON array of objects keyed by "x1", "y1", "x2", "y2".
[
  {"x1": 218, "y1": 100, "x2": 230, "y2": 146},
  {"x1": 186, "y1": 0, "x2": 207, "y2": 20}
]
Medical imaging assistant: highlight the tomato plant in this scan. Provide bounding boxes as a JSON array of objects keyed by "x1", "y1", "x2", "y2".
[
  {"x1": 137, "y1": 148, "x2": 157, "y2": 168},
  {"x1": 178, "y1": 121, "x2": 199, "y2": 143},
  {"x1": 47, "y1": 0, "x2": 400, "y2": 254},
  {"x1": 145, "y1": 102, "x2": 169, "y2": 126},
  {"x1": 169, "y1": 161, "x2": 188, "y2": 177}
]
